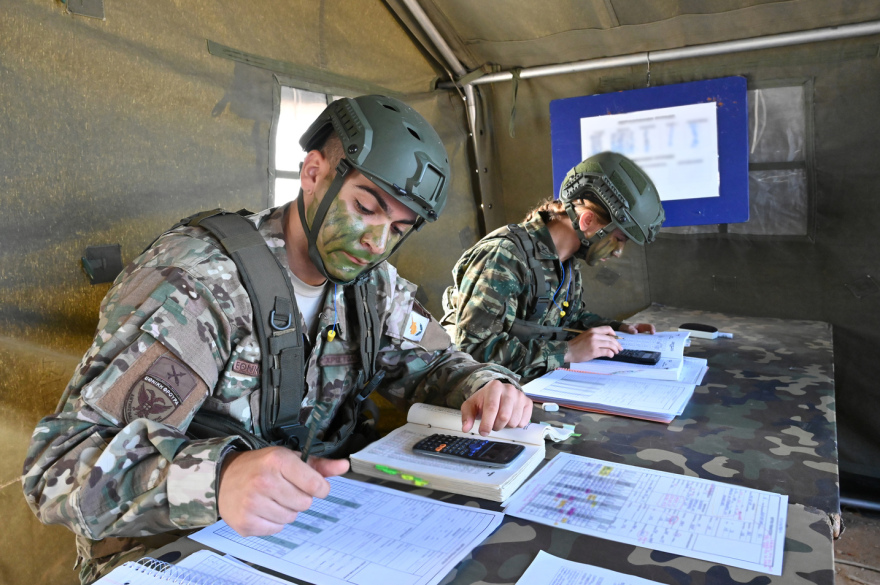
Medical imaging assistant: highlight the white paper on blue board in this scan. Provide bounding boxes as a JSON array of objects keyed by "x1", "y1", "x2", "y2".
[{"x1": 580, "y1": 102, "x2": 720, "y2": 202}]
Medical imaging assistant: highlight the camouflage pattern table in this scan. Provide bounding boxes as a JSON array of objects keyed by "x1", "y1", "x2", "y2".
[
  {"x1": 149, "y1": 303, "x2": 838, "y2": 585},
  {"x1": 534, "y1": 304, "x2": 839, "y2": 525}
]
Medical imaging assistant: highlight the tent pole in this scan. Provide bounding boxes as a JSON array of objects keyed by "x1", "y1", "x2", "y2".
[
  {"x1": 437, "y1": 20, "x2": 880, "y2": 88},
  {"x1": 400, "y1": 0, "x2": 487, "y2": 235}
]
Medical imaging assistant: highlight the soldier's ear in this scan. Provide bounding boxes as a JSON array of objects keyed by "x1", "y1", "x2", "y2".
[
  {"x1": 300, "y1": 150, "x2": 331, "y2": 196},
  {"x1": 578, "y1": 208, "x2": 596, "y2": 233}
]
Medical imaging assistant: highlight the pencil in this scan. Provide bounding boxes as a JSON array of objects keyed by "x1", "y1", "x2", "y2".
[{"x1": 563, "y1": 327, "x2": 623, "y2": 339}]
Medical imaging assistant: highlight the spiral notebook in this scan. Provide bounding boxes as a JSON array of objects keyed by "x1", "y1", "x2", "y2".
[{"x1": 93, "y1": 549, "x2": 287, "y2": 584}]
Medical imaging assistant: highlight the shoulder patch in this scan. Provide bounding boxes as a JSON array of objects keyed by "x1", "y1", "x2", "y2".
[
  {"x1": 403, "y1": 310, "x2": 430, "y2": 342},
  {"x1": 123, "y1": 355, "x2": 197, "y2": 424}
]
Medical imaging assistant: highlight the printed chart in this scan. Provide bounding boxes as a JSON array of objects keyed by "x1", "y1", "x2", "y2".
[
  {"x1": 504, "y1": 453, "x2": 787, "y2": 575},
  {"x1": 192, "y1": 477, "x2": 503, "y2": 585}
]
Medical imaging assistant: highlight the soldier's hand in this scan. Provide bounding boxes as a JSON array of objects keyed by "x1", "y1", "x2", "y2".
[
  {"x1": 617, "y1": 322, "x2": 656, "y2": 334},
  {"x1": 564, "y1": 325, "x2": 622, "y2": 362},
  {"x1": 217, "y1": 446, "x2": 349, "y2": 537},
  {"x1": 461, "y1": 380, "x2": 533, "y2": 436}
]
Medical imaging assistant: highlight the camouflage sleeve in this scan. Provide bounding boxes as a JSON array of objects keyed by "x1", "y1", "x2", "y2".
[
  {"x1": 443, "y1": 241, "x2": 568, "y2": 381},
  {"x1": 21, "y1": 262, "x2": 240, "y2": 540},
  {"x1": 567, "y1": 303, "x2": 617, "y2": 331},
  {"x1": 372, "y1": 269, "x2": 522, "y2": 412}
]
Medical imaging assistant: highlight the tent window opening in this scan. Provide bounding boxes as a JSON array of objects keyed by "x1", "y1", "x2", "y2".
[
  {"x1": 661, "y1": 82, "x2": 814, "y2": 237},
  {"x1": 272, "y1": 87, "x2": 342, "y2": 207}
]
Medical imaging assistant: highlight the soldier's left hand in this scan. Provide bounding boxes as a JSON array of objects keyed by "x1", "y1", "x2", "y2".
[
  {"x1": 617, "y1": 322, "x2": 656, "y2": 334},
  {"x1": 461, "y1": 380, "x2": 533, "y2": 436}
]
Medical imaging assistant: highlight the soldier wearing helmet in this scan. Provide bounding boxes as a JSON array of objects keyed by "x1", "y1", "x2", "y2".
[
  {"x1": 23, "y1": 95, "x2": 530, "y2": 584},
  {"x1": 442, "y1": 152, "x2": 665, "y2": 382}
]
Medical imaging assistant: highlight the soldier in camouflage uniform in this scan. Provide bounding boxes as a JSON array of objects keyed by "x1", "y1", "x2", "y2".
[
  {"x1": 22, "y1": 95, "x2": 531, "y2": 584},
  {"x1": 441, "y1": 152, "x2": 666, "y2": 382}
]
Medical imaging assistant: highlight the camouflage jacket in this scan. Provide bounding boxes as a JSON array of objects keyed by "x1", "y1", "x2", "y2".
[
  {"x1": 22, "y1": 204, "x2": 519, "y2": 576},
  {"x1": 441, "y1": 214, "x2": 615, "y2": 382}
]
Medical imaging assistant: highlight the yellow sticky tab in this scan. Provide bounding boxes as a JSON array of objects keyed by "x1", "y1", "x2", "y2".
[
  {"x1": 401, "y1": 474, "x2": 414, "y2": 481},
  {"x1": 414, "y1": 479, "x2": 429, "y2": 487}
]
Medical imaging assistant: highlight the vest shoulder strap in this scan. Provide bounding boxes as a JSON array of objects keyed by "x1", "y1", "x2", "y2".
[
  {"x1": 182, "y1": 209, "x2": 309, "y2": 449},
  {"x1": 494, "y1": 224, "x2": 551, "y2": 323}
]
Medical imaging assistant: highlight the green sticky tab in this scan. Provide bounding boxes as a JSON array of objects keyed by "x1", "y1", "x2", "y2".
[
  {"x1": 571, "y1": 433, "x2": 582, "y2": 437},
  {"x1": 375, "y1": 465, "x2": 399, "y2": 475}
]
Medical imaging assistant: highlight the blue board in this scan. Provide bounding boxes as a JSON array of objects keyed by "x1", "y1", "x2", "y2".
[{"x1": 550, "y1": 77, "x2": 749, "y2": 227}]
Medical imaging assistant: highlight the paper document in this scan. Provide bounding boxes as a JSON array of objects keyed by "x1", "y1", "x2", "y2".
[
  {"x1": 92, "y1": 549, "x2": 284, "y2": 585},
  {"x1": 679, "y1": 356, "x2": 709, "y2": 386},
  {"x1": 568, "y1": 356, "x2": 684, "y2": 381},
  {"x1": 616, "y1": 331, "x2": 691, "y2": 357},
  {"x1": 516, "y1": 551, "x2": 666, "y2": 585},
  {"x1": 504, "y1": 453, "x2": 788, "y2": 575},
  {"x1": 176, "y1": 550, "x2": 290, "y2": 584},
  {"x1": 523, "y1": 369, "x2": 695, "y2": 423},
  {"x1": 192, "y1": 476, "x2": 504, "y2": 585},
  {"x1": 567, "y1": 355, "x2": 706, "y2": 385}
]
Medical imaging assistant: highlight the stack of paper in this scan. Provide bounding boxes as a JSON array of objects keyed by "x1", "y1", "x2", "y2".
[
  {"x1": 524, "y1": 331, "x2": 707, "y2": 423},
  {"x1": 349, "y1": 403, "x2": 573, "y2": 501},
  {"x1": 523, "y1": 369, "x2": 695, "y2": 423}
]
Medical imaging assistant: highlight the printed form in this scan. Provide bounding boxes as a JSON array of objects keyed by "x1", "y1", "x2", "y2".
[
  {"x1": 504, "y1": 453, "x2": 787, "y2": 575},
  {"x1": 616, "y1": 331, "x2": 691, "y2": 357},
  {"x1": 516, "y1": 551, "x2": 665, "y2": 585},
  {"x1": 191, "y1": 477, "x2": 503, "y2": 585},
  {"x1": 524, "y1": 369, "x2": 695, "y2": 421}
]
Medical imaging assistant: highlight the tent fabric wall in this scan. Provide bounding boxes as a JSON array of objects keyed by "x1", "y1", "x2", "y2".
[
  {"x1": 406, "y1": 0, "x2": 880, "y2": 70},
  {"x1": 477, "y1": 38, "x2": 880, "y2": 482},
  {"x1": 0, "y1": 2, "x2": 473, "y2": 583}
]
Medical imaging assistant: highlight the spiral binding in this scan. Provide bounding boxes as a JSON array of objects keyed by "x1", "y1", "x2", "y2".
[{"x1": 128, "y1": 557, "x2": 240, "y2": 585}]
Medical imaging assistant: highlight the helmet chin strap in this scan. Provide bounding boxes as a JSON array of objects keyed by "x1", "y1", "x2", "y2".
[
  {"x1": 297, "y1": 159, "x2": 422, "y2": 286},
  {"x1": 298, "y1": 160, "x2": 354, "y2": 285}
]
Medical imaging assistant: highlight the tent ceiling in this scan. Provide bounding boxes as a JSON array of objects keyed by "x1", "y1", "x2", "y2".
[{"x1": 411, "y1": 0, "x2": 880, "y2": 72}]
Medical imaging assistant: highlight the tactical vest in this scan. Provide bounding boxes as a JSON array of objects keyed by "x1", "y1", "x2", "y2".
[
  {"x1": 483, "y1": 224, "x2": 576, "y2": 343},
  {"x1": 153, "y1": 209, "x2": 381, "y2": 458}
]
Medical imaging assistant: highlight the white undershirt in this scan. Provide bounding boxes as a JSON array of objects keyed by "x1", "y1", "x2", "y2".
[{"x1": 289, "y1": 271, "x2": 329, "y2": 341}]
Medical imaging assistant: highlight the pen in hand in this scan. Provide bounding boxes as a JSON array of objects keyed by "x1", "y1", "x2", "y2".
[
  {"x1": 300, "y1": 400, "x2": 333, "y2": 462},
  {"x1": 563, "y1": 327, "x2": 623, "y2": 339}
]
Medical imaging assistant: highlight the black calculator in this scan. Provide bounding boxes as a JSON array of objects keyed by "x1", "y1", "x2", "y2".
[
  {"x1": 412, "y1": 434, "x2": 525, "y2": 468},
  {"x1": 597, "y1": 348, "x2": 661, "y2": 365}
]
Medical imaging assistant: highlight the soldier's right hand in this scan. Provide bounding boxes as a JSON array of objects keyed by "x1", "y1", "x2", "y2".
[
  {"x1": 564, "y1": 325, "x2": 622, "y2": 363},
  {"x1": 217, "y1": 446, "x2": 350, "y2": 537}
]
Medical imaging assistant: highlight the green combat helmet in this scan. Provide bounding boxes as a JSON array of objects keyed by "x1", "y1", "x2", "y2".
[
  {"x1": 297, "y1": 95, "x2": 450, "y2": 284},
  {"x1": 559, "y1": 151, "x2": 665, "y2": 258}
]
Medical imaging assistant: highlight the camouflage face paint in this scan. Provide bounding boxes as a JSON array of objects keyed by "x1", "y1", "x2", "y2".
[
  {"x1": 585, "y1": 232, "x2": 626, "y2": 267},
  {"x1": 311, "y1": 189, "x2": 403, "y2": 281}
]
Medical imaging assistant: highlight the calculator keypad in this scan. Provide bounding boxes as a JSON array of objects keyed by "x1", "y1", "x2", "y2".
[{"x1": 413, "y1": 435, "x2": 490, "y2": 458}]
